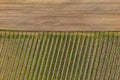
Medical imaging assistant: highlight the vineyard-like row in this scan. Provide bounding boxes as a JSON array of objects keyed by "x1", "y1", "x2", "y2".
[{"x1": 0, "y1": 31, "x2": 120, "y2": 80}]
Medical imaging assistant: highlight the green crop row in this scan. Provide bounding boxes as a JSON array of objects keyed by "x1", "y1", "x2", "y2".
[{"x1": 0, "y1": 31, "x2": 120, "y2": 80}]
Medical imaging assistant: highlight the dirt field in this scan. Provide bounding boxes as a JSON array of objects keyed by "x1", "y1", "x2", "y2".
[{"x1": 0, "y1": 1, "x2": 120, "y2": 31}]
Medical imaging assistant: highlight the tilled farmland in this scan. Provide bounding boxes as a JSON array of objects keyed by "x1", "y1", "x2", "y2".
[{"x1": 0, "y1": 31, "x2": 120, "y2": 80}]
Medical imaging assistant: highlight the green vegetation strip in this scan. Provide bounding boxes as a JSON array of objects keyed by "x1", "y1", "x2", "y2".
[{"x1": 0, "y1": 31, "x2": 120, "y2": 80}]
